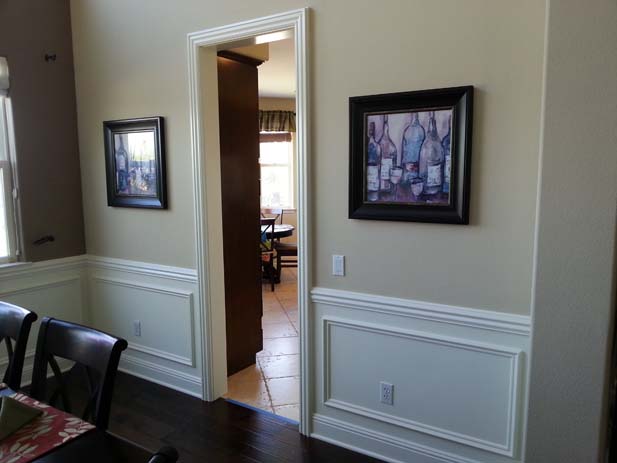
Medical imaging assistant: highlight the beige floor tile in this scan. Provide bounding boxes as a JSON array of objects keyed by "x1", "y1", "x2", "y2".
[
  {"x1": 262, "y1": 310, "x2": 291, "y2": 324},
  {"x1": 257, "y1": 337, "x2": 300, "y2": 357},
  {"x1": 262, "y1": 322, "x2": 297, "y2": 339},
  {"x1": 267, "y1": 376, "x2": 300, "y2": 406},
  {"x1": 276, "y1": 283, "x2": 297, "y2": 293},
  {"x1": 273, "y1": 404, "x2": 300, "y2": 422},
  {"x1": 263, "y1": 299, "x2": 284, "y2": 312},
  {"x1": 259, "y1": 354, "x2": 300, "y2": 379},
  {"x1": 285, "y1": 309, "x2": 298, "y2": 322},
  {"x1": 228, "y1": 364, "x2": 263, "y2": 383},
  {"x1": 279, "y1": 299, "x2": 298, "y2": 311},
  {"x1": 291, "y1": 322, "x2": 299, "y2": 333},
  {"x1": 224, "y1": 378, "x2": 271, "y2": 409}
]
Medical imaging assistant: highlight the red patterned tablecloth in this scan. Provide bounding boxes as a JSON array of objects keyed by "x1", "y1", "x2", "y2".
[{"x1": 0, "y1": 393, "x2": 95, "y2": 463}]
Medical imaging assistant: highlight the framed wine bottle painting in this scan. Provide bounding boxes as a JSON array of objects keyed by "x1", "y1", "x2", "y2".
[
  {"x1": 103, "y1": 116, "x2": 167, "y2": 209},
  {"x1": 349, "y1": 86, "x2": 473, "y2": 224}
]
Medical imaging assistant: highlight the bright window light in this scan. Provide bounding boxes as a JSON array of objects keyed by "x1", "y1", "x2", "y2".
[{"x1": 259, "y1": 136, "x2": 294, "y2": 209}]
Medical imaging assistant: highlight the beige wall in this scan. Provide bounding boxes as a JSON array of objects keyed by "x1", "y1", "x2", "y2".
[
  {"x1": 70, "y1": 1, "x2": 545, "y2": 315},
  {"x1": 0, "y1": 0, "x2": 85, "y2": 261},
  {"x1": 525, "y1": 0, "x2": 617, "y2": 460}
]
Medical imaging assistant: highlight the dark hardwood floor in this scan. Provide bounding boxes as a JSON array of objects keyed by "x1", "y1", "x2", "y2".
[{"x1": 105, "y1": 372, "x2": 380, "y2": 463}]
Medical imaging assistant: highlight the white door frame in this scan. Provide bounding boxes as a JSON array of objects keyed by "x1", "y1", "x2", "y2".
[{"x1": 187, "y1": 8, "x2": 311, "y2": 435}]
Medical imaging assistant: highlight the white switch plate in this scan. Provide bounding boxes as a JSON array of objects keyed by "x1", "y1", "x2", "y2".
[
  {"x1": 332, "y1": 255, "x2": 345, "y2": 276},
  {"x1": 133, "y1": 320, "x2": 141, "y2": 337}
]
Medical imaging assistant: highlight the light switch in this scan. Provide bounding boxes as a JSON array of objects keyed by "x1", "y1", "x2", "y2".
[{"x1": 332, "y1": 255, "x2": 345, "y2": 276}]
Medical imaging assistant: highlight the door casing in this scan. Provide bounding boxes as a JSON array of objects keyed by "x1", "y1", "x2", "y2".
[{"x1": 187, "y1": 8, "x2": 311, "y2": 435}]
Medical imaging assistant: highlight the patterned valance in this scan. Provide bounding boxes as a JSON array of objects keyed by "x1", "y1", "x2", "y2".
[{"x1": 259, "y1": 110, "x2": 296, "y2": 133}]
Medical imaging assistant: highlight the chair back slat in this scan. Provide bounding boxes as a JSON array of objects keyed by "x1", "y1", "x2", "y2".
[
  {"x1": 30, "y1": 317, "x2": 128, "y2": 430},
  {"x1": 0, "y1": 302, "x2": 38, "y2": 390}
]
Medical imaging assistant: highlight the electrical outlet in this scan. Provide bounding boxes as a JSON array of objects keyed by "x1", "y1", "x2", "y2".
[
  {"x1": 380, "y1": 381, "x2": 394, "y2": 405},
  {"x1": 332, "y1": 255, "x2": 345, "y2": 276},
  {"x1": 133, "y1": 320, "x2": 141, "y2": 337}
]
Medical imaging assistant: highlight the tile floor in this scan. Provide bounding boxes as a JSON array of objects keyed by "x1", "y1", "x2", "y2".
[{"x1": 224, "y1": 268, "x2": 300, "y2": 422}]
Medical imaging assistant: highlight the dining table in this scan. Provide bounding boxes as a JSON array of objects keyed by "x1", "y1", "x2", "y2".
[
  {"x1": 261, "y1": 223, "x2": 295, "y2": 239},
  {"x1": 0, "y1": 386, "x2": 152, "y2": 463}
]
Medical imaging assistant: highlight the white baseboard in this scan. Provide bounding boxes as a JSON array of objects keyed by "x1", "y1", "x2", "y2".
[
  {"x1": 313, "y1": 414, "x2": 482, "y2": 463},
  {"x1": 119, "y1": 354, "x2": 202, "y2": 398}
]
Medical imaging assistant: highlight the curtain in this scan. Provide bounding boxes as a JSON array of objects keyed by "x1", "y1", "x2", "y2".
[
  {"x1": 0, "y1": 57, "x2": 9, "y2": 97},
  {"x1": 259, "y1": 132, "x2": 291, "y2": 143},
  {"x1": 259, "y1": 110, "x2": 296, "y2": 133}
]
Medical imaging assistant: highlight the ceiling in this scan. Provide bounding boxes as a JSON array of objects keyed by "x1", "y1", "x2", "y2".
[{"x1": 258, "y1": 38, "x2": 295, "y2": 99}]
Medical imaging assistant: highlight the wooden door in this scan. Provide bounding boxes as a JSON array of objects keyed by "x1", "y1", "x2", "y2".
[{"x1": 217, "y1": 52, "x2": 263, "y2": 376}]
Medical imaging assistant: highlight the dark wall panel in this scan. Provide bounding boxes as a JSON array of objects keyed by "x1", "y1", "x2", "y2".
[{"x1": 0, "y1": 0, "x2": 85, "y2": 261}]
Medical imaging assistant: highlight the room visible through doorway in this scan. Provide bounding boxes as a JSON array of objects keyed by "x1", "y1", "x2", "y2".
[{"x1": 217, "y1": 35, "x2": 300, "y2": 422}]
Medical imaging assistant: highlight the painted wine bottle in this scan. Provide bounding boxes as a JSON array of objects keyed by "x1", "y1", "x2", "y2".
[
  {"x1": 366, "y1": 121, "x2": 381, "y2": 201},
  {"x1": 418, "y1": 112, "x2": 444, "y2": 195},
  {"x1": 401, "y1": 112, "x2": 425, "y2": 184},
  {"x1": 442, "y1": 114, "x2": 452, "y2": 194},
  {"x1": 378, "y1": 115, "x2": 397, "y2": 194}
]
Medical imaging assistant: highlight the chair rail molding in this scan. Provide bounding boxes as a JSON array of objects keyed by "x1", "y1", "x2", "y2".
[
  {"x1": 187, "y1": 7, "x2": 311, "y2": 435},
  {"x1": 311, "y1": 287, "x2": 531, "y2": 336}
]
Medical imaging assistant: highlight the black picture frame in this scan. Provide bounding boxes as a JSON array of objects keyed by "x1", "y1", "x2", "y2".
[
  {"x1": 103, "y1": 116, "x2": 167, "y2": 209},
  {"x1": 349, "y1": 86, "x2": 473, "y2": 224}
]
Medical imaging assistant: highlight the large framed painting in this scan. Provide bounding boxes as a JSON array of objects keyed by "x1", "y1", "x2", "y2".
[
  {"x1": 103, "y1": 117, "x2": 167, "y2": 209},
  {"x1": 349, "y1": 86, "x2": 473, "y2": 224}
]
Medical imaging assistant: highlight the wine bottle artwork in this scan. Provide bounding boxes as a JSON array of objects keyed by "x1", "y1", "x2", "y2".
[
  {"x1": 105, "y1": 116, "x2": 167, "y2": 209},
  {"x1": 351, "y1": 86, "x2": 473, "y2": 223},
  {"x1": 364, "y1": 108, "x2": 452, "y2": 205}
]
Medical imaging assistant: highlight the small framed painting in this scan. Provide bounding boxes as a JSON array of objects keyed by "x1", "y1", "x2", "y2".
[
  {"x1": 349, "y1": 86, "x2": 473, "y2": 224},
  {"x1": 103, "y1": 117, "x2": 167, "y2": 209}
]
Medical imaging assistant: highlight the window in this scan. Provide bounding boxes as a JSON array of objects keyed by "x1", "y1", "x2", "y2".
[
  {"x1": 0, "y1": 97, "x2": 18, "y2": 263},
  {"x1": 259, "y1": 132, "x2": 294, "y2": 209}
]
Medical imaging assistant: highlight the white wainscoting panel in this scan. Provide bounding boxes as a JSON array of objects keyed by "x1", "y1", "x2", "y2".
[
  {"x1": 0, "y1": 255, "x2": 202, "y2": 398},
  {"x1": 87, "y1": 256, "x2": 202, "y2": 398},
  {"x1": 0, "y1": 256, "x2": 87, "y2": 384},
  {"x1": 311, "y1": 287, "x2": 531, "y2": 463}
]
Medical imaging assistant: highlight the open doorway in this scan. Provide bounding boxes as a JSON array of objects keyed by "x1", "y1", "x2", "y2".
[
  {"x1": 218, "y1": 36, "x2": 299, "y2": 422},
  {"x1": 187, "y1": 9, "x2": 309, "y2": 434}
]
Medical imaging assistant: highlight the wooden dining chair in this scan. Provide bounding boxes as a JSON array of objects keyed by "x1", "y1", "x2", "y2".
[
  {"x1": 30, "y1": 317, "x2": 128, "y2": 430},
  {"x1": 147, "y1": 446, "x2": 179, "y2": 463},
  {"x1": 268, "y1": 209, "x2": 298, "y2": 280},
  {"x1": 260, "y1": 217, "x2": 277, "y2": 291},
  {"x1": 0, "y1": 302, "x2": 38, "y2": 391},
  {"x1": 261, "y1": 207, "x2": 284, "y2": 223}
]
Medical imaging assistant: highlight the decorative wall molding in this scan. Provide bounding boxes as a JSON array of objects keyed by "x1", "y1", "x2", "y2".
[
  {"x1": 0, "y1": 255, "x2": 87, "y2": 281},
  {"x1": 128, "y1": 343, "x2": 193, "y2": 368},
  {"x1": 0, "y1": 277, "x2": 81, "y2": 298},
  {"x1": 90, "y1": 275, "x2": 194, "y2": 299},
  {"x1": 312, "y1": 287, "x2": 531, "y2": 336},
  {"x1": 87, "y1": 255, "x2": 197, "y2": 283},
  {"x1": 322, "y1": 317, "x2": 521, "y2": 457},
  {"x1": 90, "y1": 275, "x2": 196, "y2": 368},
  {"x1": 0, "y1": 254, "x2": 202, "y2": 398},
  {"x1": 312, "y1": 414, "x2": 483, "y2": 463}
]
